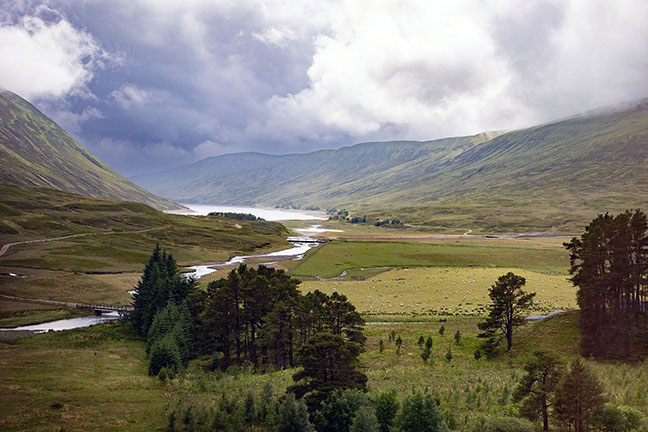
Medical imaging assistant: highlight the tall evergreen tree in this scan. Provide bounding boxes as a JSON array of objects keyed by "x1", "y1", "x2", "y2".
[
  {"x1": 565, "y1": 210, "x2": 648, "y2": 358},
  {"x1": 290, "y1": 332, "x2": 367, "y2": 410},
  {"x1": 513, "y1": 351, "x2": 565, "y2": 431},
  {"x1": 131, "y1": 244, "x2": 195, "y2": 337},
  {"x1": 478, "y1": 272, "x2": 535, "y2": 352},
  {"x1": 554, "y1": 359, "x2": 606, "y2": 432}
]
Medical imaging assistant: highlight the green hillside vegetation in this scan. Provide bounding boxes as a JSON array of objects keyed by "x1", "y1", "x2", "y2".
[
  {"x1": 132, "y1": 100, "x2": 648, "y2": 232},
  {"x1": 3, "y1": 312, "x2": 647, "y2": 431},
  {"x1": 0, "y1": 90, "x2": 176, "y2": 210},
  {"x1": 0, "y1": 186, "x2": 289, "y2": 306}
]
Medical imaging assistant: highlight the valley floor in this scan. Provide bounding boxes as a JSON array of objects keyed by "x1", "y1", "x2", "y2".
[{"x1": 1, "y1": 217, "x2": 646, "y2": 431}]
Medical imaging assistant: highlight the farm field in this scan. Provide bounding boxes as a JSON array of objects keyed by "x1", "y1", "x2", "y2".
[{"x1": 300, "y1": 266, "x2": 576, "y2": 315}]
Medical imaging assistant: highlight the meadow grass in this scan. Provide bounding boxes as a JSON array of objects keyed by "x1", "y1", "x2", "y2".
[
  {"x1": 300, "y1": 266, "x2": 576, "y2": 315},
  {"x1": 0, "y1": 322, "x2": 166, "y2": 432},
  {"x1": 0, "y1": 298, "x2": 87, "y2": 327},
  {"x1": 291, "y1": 240, "x2": 570, "y2": 279},
  {"x1": 2, "y1": 313, "x2": 647, "y2": 431}
]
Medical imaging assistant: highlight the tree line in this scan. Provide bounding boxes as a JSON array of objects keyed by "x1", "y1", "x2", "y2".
[
  {"x1": 564, "y1": 209, "x2": 647, "y2": 358},
  {"x1": 131, "y1": 251, "x2": 367, "y2": 408}
]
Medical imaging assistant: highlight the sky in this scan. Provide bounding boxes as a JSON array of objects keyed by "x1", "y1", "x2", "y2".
[{"x1": 1, "y1": 1, "x2": 648, "y2": 176}]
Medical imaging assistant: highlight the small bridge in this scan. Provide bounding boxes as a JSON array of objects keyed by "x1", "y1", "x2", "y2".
[
  {"x1": 287, "y1": 236, "x2": 326, "y2": 243},
  {"x1": 77, "y1": 303, "x2": 134, "y2": 315}
]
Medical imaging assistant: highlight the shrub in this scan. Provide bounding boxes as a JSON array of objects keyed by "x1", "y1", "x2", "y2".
[
  {"x1": 375, "y1": 391, "x2": 399, "y2": 432},
  {"x1": 315, "y1": 389, "x2": 372, "y2": 432},
  {"x1": 473, "y1": 416, "x2": 535, "y2": 432},
  {"x1": 398, "y1": 392, "x2": 448, "y2": 432},
  {"x1": 158, "y1": 367, "x2": 168, "y2": 382},
  {"x1": 276, "y1": 393, "x2": 313, "y2": 432},
  {"x1": 351, "y1": 406, "x2": 380, "y2": 432}
]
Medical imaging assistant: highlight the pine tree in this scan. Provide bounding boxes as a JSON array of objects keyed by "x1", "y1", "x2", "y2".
[
  {"x1": 554, "y1": 359, "x2": 606, "y2": 432},
  {"x1": 149, "y1": 333, "x2": 182, "y2": 376},
  {"x1": 290, "y1": 333, "x2": 367, "y2": 411},
  {"x1": 445, "y1": 348, "x2": 452, "y2": 363},
  {"x1": 351, "y1": 405, "x2": 380, "y2": 432},
  {"x1": 478, "y1": 272, "x2": 535, "y2": 352},
  {"x1": 564, "y1": 210, "x2": 648, "y2": 358},
  {"x1": 513, "y1": 351, "x2": 565, "y2": 431},
  {"x1": 276, "y1": 393, "x2": 313, "y2": 432}
]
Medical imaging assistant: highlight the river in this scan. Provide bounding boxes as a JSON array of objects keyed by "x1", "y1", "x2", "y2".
[
  {"x1": 2, "y1": 205, "x2": 338, "y2": 332},
  {"x1": 176, "y1": 204, "x2": 336, "y2": 279},
  {"x1": 166, "y1": 204, "x2": 327, "y2": 221},
  {"x1": 5, "y1": 311, "x2": 123, "y2": 333}
]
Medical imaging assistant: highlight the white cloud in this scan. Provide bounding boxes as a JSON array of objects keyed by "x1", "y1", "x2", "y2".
[
  {"x1": 252, "y1": 25, "x2": 297, "y2": 47},
  {"x1": 261, "y1": 0, "x2": 648, "y2": 141},
  {"x1": 110, "y1": 84, "x2": 150, "y2": 109},
  {"x1": 193, "y1": 140, "x2": 231, "y2": 159},
  {"x1": 0, "y1": 11, "x2": 111, "y2": 99}
]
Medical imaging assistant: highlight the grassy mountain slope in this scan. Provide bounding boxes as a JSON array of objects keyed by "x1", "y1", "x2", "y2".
[
  {"x1": 0, "y1": 185, "x2": 289, "y2": 269},
  {"x1": 133, "y1": 100, "x2": 648, "y2": 232},
  {"x1": 0, "y1": 90, "x2": 177, "y2": 210},
  {"x1": 0, "y1": 186, "x2": 290, "y2": 304},
  {"x1": 131, "y1": 136, "x2": 482, "y2": 206}
]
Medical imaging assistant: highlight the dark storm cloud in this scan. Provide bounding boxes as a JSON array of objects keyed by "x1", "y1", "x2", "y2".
[{"x1": 1, "y1": 1, "x2": 648, "y2": 175}]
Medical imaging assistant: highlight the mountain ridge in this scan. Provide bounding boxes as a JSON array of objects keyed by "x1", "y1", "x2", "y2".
[
  {"x1": 0, "y1": 90, "x2": 178, "y2": 210},
  {"x1": 130, "y1": 98, "x2": 648, "y2": 232}
]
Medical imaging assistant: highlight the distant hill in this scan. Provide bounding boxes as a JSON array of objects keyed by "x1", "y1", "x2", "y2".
[
  {"x1": 0, "y1": 185, "x2": 289, "y2": 272},
  {"x1": 132, "y1": 100, "x2": 648, "y2": 232},
  {"x1": 0, "y1": 90, "x2": 177, "y2": 210}
]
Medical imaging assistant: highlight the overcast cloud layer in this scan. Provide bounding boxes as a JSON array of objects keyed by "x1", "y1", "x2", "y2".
[{"x1": 1, "y1": 0, "x2": 648, "y2": 175}]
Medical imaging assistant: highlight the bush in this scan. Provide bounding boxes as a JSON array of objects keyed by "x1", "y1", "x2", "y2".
[
  {"x1": 595, "y1": 404, "x2": 644, "y2": 432},
  {"x1": 276, "y1": 393, "x2": 313, "y2": 432},
  {"x1": 398, "y1": 392, "x2": 448, "y2": 432},
  {"x1": 315, "y1": 389, "x2": 372, "y2": 432},
  {"x1": 473, "y1": 416, "x2": 535, "y2": 432},
  {"x1": 375, "y1": 391, "x2": 399, "y2": 432},
  {"x1": 351, "y1": 406, "x2": 380, "y2": 432},
  {"x1": 158, "y1": 367, "x2": 168, "y2": 382}
]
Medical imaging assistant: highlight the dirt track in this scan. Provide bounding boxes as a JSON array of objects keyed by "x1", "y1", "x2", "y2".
[{"x1": 0, "y1": 227, "x2": 164, "y2": 258}]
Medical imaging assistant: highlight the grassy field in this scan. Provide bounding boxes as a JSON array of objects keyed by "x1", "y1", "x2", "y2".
[
  {"x1": 300, "y1": 266, "x2": 576, "y2": 315},
  {"x1": 0, "y1": 322, "x2": 166, "y2": 432},
  {"x1": 0, "y1": 297, "x2": 87, "y2": 327},
  {"x1": 2, "y1": 312, "x2": 647, "y2": 431},
  {"x1": 291, "y1": 240, "x2": 570, "y2": 279}
]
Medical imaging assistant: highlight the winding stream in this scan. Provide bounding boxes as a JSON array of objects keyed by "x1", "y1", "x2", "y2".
[{"x1": 2, "y1": 206, "x2": 338, "y2": 332}]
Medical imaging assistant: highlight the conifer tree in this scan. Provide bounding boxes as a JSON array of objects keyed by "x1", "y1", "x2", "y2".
[
  {"x1": 554, "y1": 359, "x2": 606, "y2": 432},
  {"x1": 290, "y1": 333, "x2": 367, "y2": 410},
  {"x1": 513, "y1": 351, "x2": 565, "y2": 431},
  {"x1": 478, "y1": 272, "x2": 535, "y2": 352}
]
